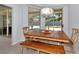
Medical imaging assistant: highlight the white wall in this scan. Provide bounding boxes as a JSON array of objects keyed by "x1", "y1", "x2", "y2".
[
  {"x1": 4, "y1": 4, "x2": 28, "y2": 45},
  {"x1": 69, "y1": 5, "x2": 79, "y2": 34},
  {"x1": 63, "y1": 5, "x2": 70, "y2": 36},
  {"x1": 20, "y1": 5, "x2": 28, "y2": 44},
  {"x1": 69, "y1": 4, "x2": 79, "y2": 53}
]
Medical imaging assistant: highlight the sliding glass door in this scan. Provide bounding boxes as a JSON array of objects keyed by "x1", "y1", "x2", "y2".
[
  {"x1": 0, "y1": 5, "x2": 12, "y2": 36},
  {"x1": 0, "y1": 15, "x2": 3, "y2": 35}
]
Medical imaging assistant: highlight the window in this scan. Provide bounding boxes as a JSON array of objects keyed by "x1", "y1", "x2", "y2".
[
  {"x1": 29, "y1": 16, "x2": 40, "y2": 29},
  {"x1": 28, "y1": 7, "x2": 40, "y2": 29},
  {"x1": 45, "y1": 9, "x2": 63, "y2": 31}
]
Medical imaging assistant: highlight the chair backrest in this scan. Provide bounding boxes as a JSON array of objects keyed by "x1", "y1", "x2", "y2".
[
  {"x1": 71, "y1": 28, "x2": 79, "y2": 44},
  {"x1": 70, "y1": 28, "x2": 79, "y2": 53},
  {"x1": 23, "y1": 27, "x2": 29, "y2": 34}
]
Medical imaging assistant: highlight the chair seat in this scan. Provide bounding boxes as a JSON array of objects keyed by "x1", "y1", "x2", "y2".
[{"x1": 20, "y1": 40, "x2": 65, "y2": 54}]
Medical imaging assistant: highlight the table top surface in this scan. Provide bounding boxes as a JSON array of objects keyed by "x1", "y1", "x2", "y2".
[{"x1": 24, "y1": 29, "x2": 71, "y2": 44}]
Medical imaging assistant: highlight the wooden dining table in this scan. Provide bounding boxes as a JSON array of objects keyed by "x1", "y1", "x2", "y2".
[
  {"x1": 24, "y1": 29, "x2": 71, "y2": 44},
  {"x1": 20, "y1": 29, "x2": 72, "y2": 54}
]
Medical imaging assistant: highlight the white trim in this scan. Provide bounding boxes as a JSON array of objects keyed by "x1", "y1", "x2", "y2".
[{"x1": 6, "y1": 9, "x2": 9, "y2": 36}]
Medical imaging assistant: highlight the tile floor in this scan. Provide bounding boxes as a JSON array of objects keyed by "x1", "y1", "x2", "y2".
[{"x1": 0, "y1": 35, "x2": 43, "y2": 54}]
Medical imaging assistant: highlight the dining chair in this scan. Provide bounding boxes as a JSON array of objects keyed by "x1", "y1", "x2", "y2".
[
  {"x1": 23, "y1": 27, "x2": 30, "y2": 41},
  {"x1": 64, "y1": 28, "x2": 79, "y2": 53},
  {"x1": 71, "y1": 28, "x2": 79, "y2": 53},
  {"x1": 23, "y1": 27, "x2": 29, "y2": 33}
]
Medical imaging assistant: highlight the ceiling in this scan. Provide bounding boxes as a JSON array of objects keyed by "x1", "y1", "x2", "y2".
[
  {"x1": 35, "y1": 4, "x2": 65, "y2": 8},
  {"x1": 0, "y1": 5, "x2": 11, "y2": 16},
  {"x1": 28, "y1": 7, "x2": 40, "y2": 13},
  {"x1": 28, "y1": 4, "x2": 65, "y2": 13}
]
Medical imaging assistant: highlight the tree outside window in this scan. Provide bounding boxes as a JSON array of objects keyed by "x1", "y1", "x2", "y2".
[{"x1": 45, "y1": 9, "x2": 63, "y2": 31}]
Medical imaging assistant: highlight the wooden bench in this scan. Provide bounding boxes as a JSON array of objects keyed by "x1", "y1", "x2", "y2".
[{"x1": 20, "y1": 40, "x2": 65, "y2": 54}]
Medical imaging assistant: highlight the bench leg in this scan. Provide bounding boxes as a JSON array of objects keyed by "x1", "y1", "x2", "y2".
[
  {"x1": 21, "y1": 47, "x2": 24, "y2": 54},
  {"x1": 37, "y1": 50, "x2": 40, "y2": 54}
]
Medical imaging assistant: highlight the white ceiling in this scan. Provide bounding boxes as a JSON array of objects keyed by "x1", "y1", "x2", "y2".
[
  {"x1": 28, "y1": 4, "x2": 65, "y2": 13},
  {"x1": 35, "y1": 4, "x2": 65, "y2": 8},
  {"x1": 28, "y1": 4, "x2": 65, "y2": 9},
  {"x1": 28, "y1": 7, "x2": 40, "y2": 13},
  {"x1": 0, "y1": 5, "x2": 11, "y2": 15}
]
